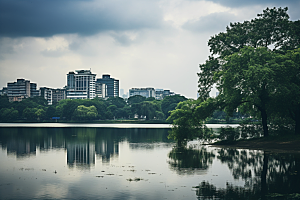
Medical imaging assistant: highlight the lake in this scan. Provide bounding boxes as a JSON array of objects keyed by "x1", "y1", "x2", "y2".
[{"x1": 0, "y1": 124, "x2": 299, "y2": 199}]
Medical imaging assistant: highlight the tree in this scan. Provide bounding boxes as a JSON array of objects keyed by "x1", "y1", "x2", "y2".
[
  {"x1": 128, "y1": 95, "x2": 146, "y2": 105},
  {"x1": 59, "y1": 100, "x2": 80, "y2": 120},
  {"x1": 0, "y1": 95, "x2": 10, "y2": 110},
  {"x1": 131, "y1": 101, "x2": 162, "y2": 120},
  {"x1": 0, "y1": 108, "x2": 19, "y2": 121},
  {"x1": 198, "y1": 7, "x2": 300, "y2": 137},
  {"x1": 106, "y1": 97, "x2": 126, "y2": 108},
  {"x1": 45, "y1": 106, "x2": 56, "y2": 119},
  {"x1": 161, "y1": 95, "x2": 187, "y2": 118},
  {"x1": 22, "y1": 107, "x2": 38, "y2": 120},
  {"x1": 73, "y1": 105, "x2": 98, "y2": 120},
  {"x1": 167, "y1": 100, "x2": 213, "y2": 145},
  {"x1": 35, "y1": 108, "x2": 46, "y2": 120}
]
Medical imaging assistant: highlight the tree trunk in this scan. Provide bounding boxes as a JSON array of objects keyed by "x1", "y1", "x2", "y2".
[
  {"x1": 295, "y1": 110, "x2": 300, "y2": 135},
  {"x1": 261, "y1": 151, "x2": 269, "y2": 199},
  {"x1": 261, "y1": 109, "x2": 269, "y2": 137}
]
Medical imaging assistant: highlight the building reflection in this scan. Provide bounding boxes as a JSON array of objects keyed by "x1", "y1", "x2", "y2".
[
  {"x1": 95, "y1": 140, "x2": 119, "y2": 163},
  {"x1": 66, "y1": 142, "x2": 96, "y2": 169},
  {"x1": 6, "y1": 139, "x2": 36, "y2": 158}
]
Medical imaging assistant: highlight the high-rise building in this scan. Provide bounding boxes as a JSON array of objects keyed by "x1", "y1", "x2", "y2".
[
  {"x1": 66, "y1": 70, "x2": 96, "y2": 99},
  {"x1": 120, "y1": 89, "x2": 124, "y2": 97},
  {"x1": 96, "y1": 74, "x2": 119, "y2": 98},
  {"x1": 129, "y1": 88, "x2": 156, "y2": 98},
  {"x1": 7, "y1": 79, "x2": 38, "y2": 102}
]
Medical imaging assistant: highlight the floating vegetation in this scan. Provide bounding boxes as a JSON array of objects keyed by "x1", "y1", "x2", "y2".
[
  {"x1": 42, "y1": 169, "x2": 46, "y2": 171},
  {"x1": 148, "y1": 172, "x2": 156, "y2": 174},
  {"x1": 106, "y1": 173, "x2": 114, "y2": 175},
  {"x1": 128, "y1": 169, "x2": 136, "y2": 172},
  {"x1": 126, "y1": 177, "x2": 143, "y2": 182}
]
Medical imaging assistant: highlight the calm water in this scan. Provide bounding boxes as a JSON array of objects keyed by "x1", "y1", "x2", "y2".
[{"x1": 0, "y1": 126, "x2": 299, "y2": 200}]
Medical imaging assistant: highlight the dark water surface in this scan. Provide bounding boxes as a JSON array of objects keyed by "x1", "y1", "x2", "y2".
[{"x1": 0, "y1": 127, "x2": 299, "y2": 200}]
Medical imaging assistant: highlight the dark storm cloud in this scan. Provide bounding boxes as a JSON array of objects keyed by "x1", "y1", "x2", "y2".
[
  {"x1": 205, "y1": 0, "x2": 299, "y2": 8},
  {"x1": 182, "y1": 12, "x2": 236, "y2": 33},
  {"x1": 0, "y1": 0, "x2": 163, "y2": 38}
]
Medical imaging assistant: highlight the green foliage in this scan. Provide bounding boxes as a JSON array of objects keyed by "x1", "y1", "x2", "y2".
[
  {"x1": 106, "y1": 97, "x2": 126, "y2": 108},
  {"x1": 128, "y1": 95, "x2": 146, "y2": 105},
  {"x1": 155, "y1": 111, "x2": 165, "y2": 120},
  {"x1": 23, "y1": 107, "x2": 38, "y2": 120},
  {"x1": 73, "y1": 105, "x2": 98, "y2": 120},
  {"x1": 219, "y1": 126, "x2": 239, "y2": 141},
  {"x1": 131, "y1": 101, "x2": 162, "y2": 120},
  {"x1": 161, "y1": 95, "x2": 187, "y2": 118},
  {"x1": 0, "y1": 95, "x2": 10, "y2": 110},
  {"x1": 167, "y1": 100, "x2": 213, "y2": 145},
  {"x1": 197, "y1": 7, "x2": 300, "y2": 136},
  {"x1": 35, "y1": 108, "x2": 46, "y2": 120},
  {"x1": 45, "y1": 106, "x2": 56, "y2": 119},
  {"x1": 145, "y1": 97, "x2": 155, "y2": 101},
  {"x1": 0, "y1": 93, "x2": 187, "y2": 122},
  {"x1": 0, "y1": 108, "x2": 19, "y2": 121}
]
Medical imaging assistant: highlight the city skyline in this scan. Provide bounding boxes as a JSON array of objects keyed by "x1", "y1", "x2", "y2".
[
  {"x1": 1, "y1": 0, "x2": 300, "y2": 99},
  {"x1": 2, "y1": 71, "x2": 178, "y2": 99}
]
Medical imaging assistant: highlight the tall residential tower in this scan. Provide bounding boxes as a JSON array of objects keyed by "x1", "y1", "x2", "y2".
[
  {"x1": 66, "y1": 70, "x2": 96, "y2": 99},
  {"x1": 96, "y1": 74, "x2": 119, "y2": 98}
]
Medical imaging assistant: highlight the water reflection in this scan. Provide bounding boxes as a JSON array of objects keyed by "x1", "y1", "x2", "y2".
[
  {"x1": 194, "y1": 148, "x2": 300, "y2": 199},
  {"x1": 1, "y1": 127, "x2": 300, "y2": 200},
  {"x1": 0, "y1": 127, "x2": 171, "y2": 168},
  {"x1": 7, "y1": 138, "x2": 36, "y2": 158},
  {"x1": 67, "y1": 142, "x2": 96, "y2": 169},
  {"x1": 168, "y1": 146, "x2": 215, "y2": 175}
]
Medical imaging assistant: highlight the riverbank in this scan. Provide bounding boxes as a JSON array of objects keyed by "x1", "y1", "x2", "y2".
[
  {"x1": 211, "y1": 134, "x2": 300, "y2": 153},
  {"x1": 1, "y1": 119, "x2": 171, "y2": 124}
]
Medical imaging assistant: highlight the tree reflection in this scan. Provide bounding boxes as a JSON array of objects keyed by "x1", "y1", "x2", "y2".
[
  {"x1": 167, "y1": 146, "x2": 215, "y2": 175},
  {"x1": 195, "y1": 148, "x2": 300, "y2": 199},
  {"x1": 195, "y1": 181, "x2": 260, "y2": 200}
]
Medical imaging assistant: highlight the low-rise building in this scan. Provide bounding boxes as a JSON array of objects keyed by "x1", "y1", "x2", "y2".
[
  {"x1": 52, "y1": 88, "x2": 66, "y2": 103},
  {"x1": 155, "y1": 89, "x2": 175, "y2": 100},
  {"x1": 0, "y1": 87, "x2": 7, "y2": 95},
  {"x1": 40, "y1": 87, "x2": 53, "y2": 105},
  {"x1": 129, "y1": 88, "x2": 156, "y2": 98}
]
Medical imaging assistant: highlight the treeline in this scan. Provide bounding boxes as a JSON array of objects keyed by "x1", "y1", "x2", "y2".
[{"x1": 0, "y1": 94, "x2": 187, "y2": 122}]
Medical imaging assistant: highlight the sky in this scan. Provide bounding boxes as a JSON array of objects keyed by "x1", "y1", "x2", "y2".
[{"x1": 0, "y1": 0, "x2": 300, "y2": 99}]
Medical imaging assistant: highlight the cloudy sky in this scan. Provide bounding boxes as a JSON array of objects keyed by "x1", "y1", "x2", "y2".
[{"x1": 0, "y1": 0, "x2": 299, "y2": 99}]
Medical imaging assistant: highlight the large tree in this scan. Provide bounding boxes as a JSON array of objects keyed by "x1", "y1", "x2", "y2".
[{"x1": 198, "y1": 7, "x2": 300, "y2": 136}]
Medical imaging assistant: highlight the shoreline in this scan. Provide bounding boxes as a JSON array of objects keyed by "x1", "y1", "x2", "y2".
[{"x1": 211, "y1": 135, "x2": 300, "y2": 153}]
